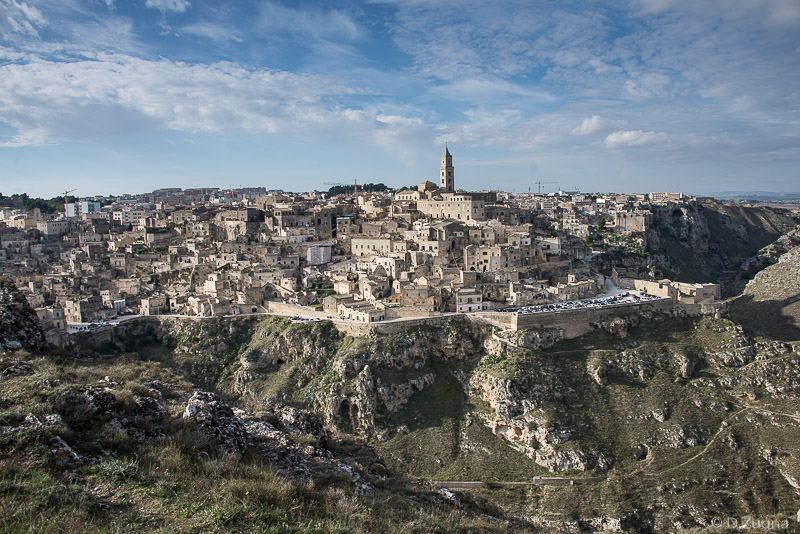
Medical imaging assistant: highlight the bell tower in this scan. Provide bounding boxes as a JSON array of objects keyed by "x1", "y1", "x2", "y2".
[{"x1": 440, "y1": 144, "x2": 454, "y2": 193}]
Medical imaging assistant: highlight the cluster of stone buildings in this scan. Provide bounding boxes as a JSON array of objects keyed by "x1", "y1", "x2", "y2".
[{"x1": 1, "y1": 148, "x2": 713, "y2": 344}]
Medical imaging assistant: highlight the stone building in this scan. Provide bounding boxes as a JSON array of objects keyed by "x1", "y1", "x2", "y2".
[{"x1": 440, "y1": 145, "x2": 454, "y2": 193}]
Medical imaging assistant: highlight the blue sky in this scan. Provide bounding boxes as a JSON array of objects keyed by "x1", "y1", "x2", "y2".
[{"x1": 1, "y1": 0, "x2": 798, "y2": 197}]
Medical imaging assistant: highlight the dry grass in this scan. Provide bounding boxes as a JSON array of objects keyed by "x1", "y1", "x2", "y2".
[{"x1": 0, "y1": 349, "x2": 517, "y2": 533}]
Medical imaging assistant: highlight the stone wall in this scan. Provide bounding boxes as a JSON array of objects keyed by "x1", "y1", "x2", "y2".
[
  {"x1": 513, "y1": 298, "x2": 674, "y2": 337},
  {"x1": 333, "y1": 314, "x2": 458, "y2": 337},
  {"x1": 266, "y1": 301, "x2": 329, "y2": 319},
  {"x1": 471, "y1": 311, "x2": 515, "y2": 329},
  {"x1": 384, "y1": 307, "x2": 436, "y2": 320}
]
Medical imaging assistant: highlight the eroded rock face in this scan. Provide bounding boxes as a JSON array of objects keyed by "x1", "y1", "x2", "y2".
[
  {"x1": 485, "y1": 328, "x2": 563, "y2": 356},
  {"x1": 304, "y1": 320, "x2": 483, "y2": 436},
  {"x1": 183, "y1": 391, "x2": 248, "y2": 457},
  {"x1": 470, "y1": 370, "x2": 611, "y2": 473},
  {"x1": 376, "y1": 373, "x2": 435, "y2": 414},
  {"x1": 534, "y1": 449, "x2": 610, "y2": 473},
  {"x1": 241, "y1": 324, "x2": 334, "y2": 370},
  {"x1": 593, "y1": 315, "x2": 639, "y2": 338},
  {"x1": 0, "y1": 280, "x2": 46, "y2": 352},
  {"x1": 181, "y1": 391, "x2": 384, "y2": 492},
  {"x1": 599, "y1": 349, "x2": 703, "y2": 383},
  {"x1": 373, "y1": 328, "x2": 479, "y2": 369}
]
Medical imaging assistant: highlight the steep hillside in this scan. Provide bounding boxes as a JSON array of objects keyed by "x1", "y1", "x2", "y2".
[
  {"x1": 65, "y1": 312, "x2": 800, "y2": 532},
  {"x1": 0, "y1": 279, "x2": 46, "y2": 352},
  {"x1": 730, "y1": 245, "x2": 800, "y2": 341},
  {"x1": 7, "y1": 268, "x2": 800, "y2": 532},
  {"x1": 0, "y1": 299, "x2": 520, "y2": 532},
  {"x1": 646, "y1": 199, "x2": 800, "y2": 295}
]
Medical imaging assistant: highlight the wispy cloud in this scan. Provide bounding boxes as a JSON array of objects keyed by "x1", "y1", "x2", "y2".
[
  {"x1": 0, "y1": 52, "x2": 426, "y2": 150},
  {"x1": 145, "y1": 0, "x2": 190, "y2": 14},
  {"x1": 257, "y1": 1, "x2": 364, "y2": 42},
  {"x1": 603, "y1": 130, "x2": 670, "y2": 149},
  {"x1": 0, "y1": 0, "x2": 46, "y2": 36},
  {"x1": 571, "y1": 115, "x2": 627, "y2": 136},
  {"x1": 182, "y1": 21, "x2": 242, "y2": 43}
]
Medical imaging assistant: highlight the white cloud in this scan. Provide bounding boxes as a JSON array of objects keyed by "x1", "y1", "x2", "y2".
[
  {"x1": 8, "y1": 0, "x2": 44, "y2": 24},
  {"x1": 182, "y1": 22, "x2": 242, "y2": 43},
  {"x1": 257, "y1": 2, "x2": 363, "y2": 42},
  {"x1": 1, "y1": 0, "x2": 46, "y2": 36},
  {"x1": 603, "y1": 130, "x2": 669, "y2": 148},
  {"x1": 145, "y1": 0, "x2": 190, "y2": 14},
  {"x1": 572, "y1": 115, "x2": 608, "y2": 135},
  {"x1": 0, "y1": 52, "x2": 427, "y2": 150}
]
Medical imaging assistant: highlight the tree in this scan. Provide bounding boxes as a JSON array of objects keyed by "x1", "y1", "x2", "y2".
[{"x1": 326, "y1": 182, "x2": 390, "y2": 197}]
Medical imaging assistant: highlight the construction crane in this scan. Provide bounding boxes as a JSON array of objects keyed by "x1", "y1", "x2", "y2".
[
  {"x1": 62, "y1": 188, "x2": 76, "y2": 215},
  {"x1": 323, "y1": 179, "x2": 359, "y2": 196},
  {"x1": 533, "y1": 180, "x2": 557, "y2": 194}
]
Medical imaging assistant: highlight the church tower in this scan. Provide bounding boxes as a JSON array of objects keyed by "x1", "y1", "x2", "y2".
[{"x1": 440, "y1": 144, "x2": 454, "y2": 193}]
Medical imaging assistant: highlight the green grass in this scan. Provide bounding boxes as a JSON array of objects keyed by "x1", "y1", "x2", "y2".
[
  {"x1": 0, "y1": 348, "x2": 517, "y2": 533},
  {"x1": 9, "y1": 309, "x2": 799, "y2": 531}
]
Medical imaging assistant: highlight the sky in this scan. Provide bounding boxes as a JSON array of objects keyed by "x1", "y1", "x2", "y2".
[{"x1": 0, "y1": 0, "x2": 799, "y2": 198}]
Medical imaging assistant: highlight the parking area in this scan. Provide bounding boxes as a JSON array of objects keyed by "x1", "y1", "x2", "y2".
[{"x1": 504, "y1": 291, "x2": 664, "y2": 315}]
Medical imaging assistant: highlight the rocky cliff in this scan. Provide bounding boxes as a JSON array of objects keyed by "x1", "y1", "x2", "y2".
[
  {"x1": 0, "y1": 321, "x2": 515, "y2": 532},
  {"x1": 0, "y1": 278, "x2": 46, "y2": 353},
  {"x1": 645, "y1": 199, "x2": 800, "y2": 294},
  {"x1": 58, "y1": 308, "x2": 800, "y2": 532},
  {"x1": 730, "y1": 244, "x2": 800, "y2": 341}
]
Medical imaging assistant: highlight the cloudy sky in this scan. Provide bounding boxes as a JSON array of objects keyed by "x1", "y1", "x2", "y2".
[{"x1": 1, "y1": 0, "x2": 798, "y2": 197}]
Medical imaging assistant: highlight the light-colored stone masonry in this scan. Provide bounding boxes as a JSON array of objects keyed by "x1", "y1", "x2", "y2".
[{"x1": 67, "y1": 297, "x2": 677, "y2": 346}]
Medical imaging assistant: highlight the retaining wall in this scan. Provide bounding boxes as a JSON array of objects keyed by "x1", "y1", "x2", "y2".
[{"x1": 513, "y1": 298, "x2": 674, "y2": 337}]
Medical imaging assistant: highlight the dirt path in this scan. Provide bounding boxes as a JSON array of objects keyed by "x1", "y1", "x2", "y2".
[{"x1": 428, "y1": 476, "x2": 604, "y2": 490}]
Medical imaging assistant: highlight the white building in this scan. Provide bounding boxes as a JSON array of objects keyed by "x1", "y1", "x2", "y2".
[{"x1": 307, "y1": 244, "x2": 332, "y2": 265}]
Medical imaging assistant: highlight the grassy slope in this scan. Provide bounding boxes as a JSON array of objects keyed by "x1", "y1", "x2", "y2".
[
  {"x1": 8, "y1": 310, "x2": 799, "y2": 530},
  {"x1": 222, "y1": 314, "x2": 799, "y2": 527},
  {"x1": 0, "y1": 351, "x2": 511, "y2": 533}
]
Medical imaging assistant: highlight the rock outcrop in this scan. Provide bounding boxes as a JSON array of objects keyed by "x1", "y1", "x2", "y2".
[
  {"x1": 0, "y1": 279, "x2": 46, "y2": 352},
  {"x1": 182, "y1": 390, "x2": 383, "y2": 491},
  {"x1": 183, "y1": 391, "x2": 249, "y2": 457},
  {"x1": 469, "y1": 368, "x2": 611, "y2": 473}
]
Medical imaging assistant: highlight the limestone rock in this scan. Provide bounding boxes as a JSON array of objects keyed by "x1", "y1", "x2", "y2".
[
  {"x1": 0, "y1": 280, "x2": 46, "y2": 352},
  {"x1": 1, "y1": 361, "x2": 35, "y2": 379},
  {"x1": 183, "y1": 391, "x2": 248, "y2": 457}
]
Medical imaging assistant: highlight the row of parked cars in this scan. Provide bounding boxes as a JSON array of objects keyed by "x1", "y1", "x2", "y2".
[{"x1": 510, "y1": 291, "x2": 662, "y2": 315}]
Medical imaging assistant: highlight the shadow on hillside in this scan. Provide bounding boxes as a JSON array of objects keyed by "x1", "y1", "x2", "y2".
[{"x1": 729, "y1": 294, "x2": 800, "y2": 341}]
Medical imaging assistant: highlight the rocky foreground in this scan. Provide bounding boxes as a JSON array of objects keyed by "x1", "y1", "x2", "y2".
[{"x1": 58, "y1": 305, "x2": 800, "y2": 531}]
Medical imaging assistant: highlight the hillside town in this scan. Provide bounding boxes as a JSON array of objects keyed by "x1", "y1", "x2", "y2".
[{"x1": 1, "y1": 148, "x2": 720, "y2": 346}]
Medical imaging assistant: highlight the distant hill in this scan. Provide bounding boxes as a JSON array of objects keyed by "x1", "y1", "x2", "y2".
[{"x1": 702, "y1": 191, "x2": 800, "y2": 202}]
